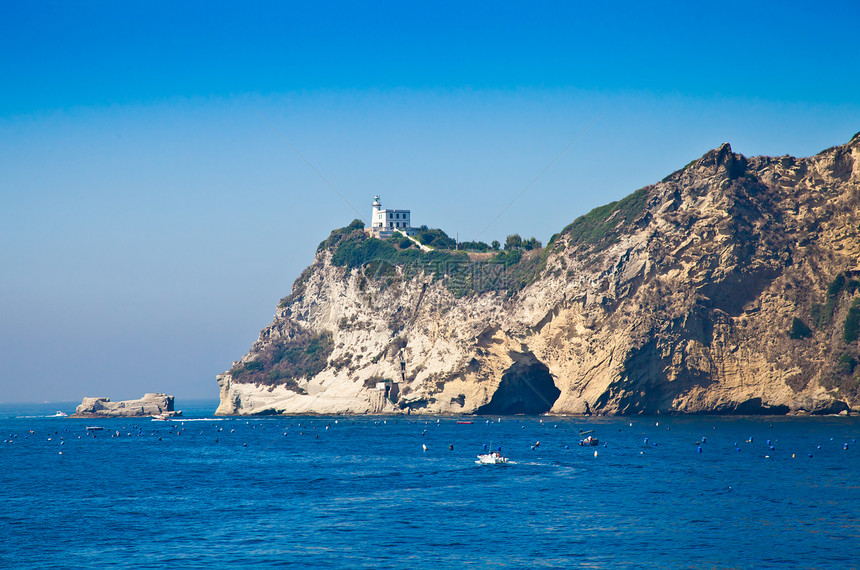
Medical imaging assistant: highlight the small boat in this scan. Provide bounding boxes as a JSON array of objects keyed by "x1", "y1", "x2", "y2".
[
  {"x1": 579, "y1": 435, "x2": 599, "y2": 446},
  {"x1": 456, "y1": 421, "x2": 473, "y2": 424},
  {"x1": 86, "y1": 426, "x2": 104, "y2": 431},
  {"x1": 476, "y1": 451, "x2": 509, "y2": 464},
  {"x1": 51, "y1": 411, "x2": 68, "y2": 417},
  {"x1": 151, "y1": 414, "x2": 171, "y2": 421}
]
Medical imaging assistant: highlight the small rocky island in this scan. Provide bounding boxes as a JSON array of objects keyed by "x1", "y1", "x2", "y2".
[{"x1": 71, "y1": 393, "x2": 181, "y2": 418}]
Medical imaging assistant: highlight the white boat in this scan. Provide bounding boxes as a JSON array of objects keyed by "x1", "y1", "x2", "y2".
[
  {"x1": 476, "y1": 452, "x2": 508, "y2": 464},
  {"x1": 51, "y1": 411, "x2": 68, "y2": 417}
]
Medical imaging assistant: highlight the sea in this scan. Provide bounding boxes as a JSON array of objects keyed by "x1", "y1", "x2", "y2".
[{"x1": 1, "y1": 401, "x2": 858, "y2": 569}]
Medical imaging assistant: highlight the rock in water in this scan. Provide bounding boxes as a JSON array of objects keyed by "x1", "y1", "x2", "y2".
[{"x1": 71, "y1": 393, "x2": 181, "y2": 418}]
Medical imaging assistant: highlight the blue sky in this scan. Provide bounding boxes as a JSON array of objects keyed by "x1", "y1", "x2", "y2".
[{"x1": 1, "y1": 1, "x2": 859, "y2": 402}]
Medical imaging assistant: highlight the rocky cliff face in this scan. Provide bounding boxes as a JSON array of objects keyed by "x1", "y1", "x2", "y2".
[{"x1": 217, "y1": 133, "x2": 860, "y2": 416}]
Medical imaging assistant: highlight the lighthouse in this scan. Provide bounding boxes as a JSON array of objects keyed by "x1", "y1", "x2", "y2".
[
  {"x1": 372, "y1": 195, "x2": 383, "y2": 229},
  {"x1": 368, "y1": 195, "x2": 416, "y2": 238}
]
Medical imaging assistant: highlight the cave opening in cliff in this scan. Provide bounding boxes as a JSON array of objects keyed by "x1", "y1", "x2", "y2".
[{"x1": 476, "y1": 360, "x2": 560, "y2": 415}]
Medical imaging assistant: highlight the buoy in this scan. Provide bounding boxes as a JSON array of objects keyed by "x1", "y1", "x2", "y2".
[
  {"x1": 448, "y1": 444, "x2": 453, "y2": 450},
  {"x1": 422, "y1": 444, "x2": 427, "y2": 452},
  {"x1": 697, "y1": 446, "x2": 702, "y2": 453},
  {"x1": 594, "y1": 450, "x2": 598, "y2": 457}
]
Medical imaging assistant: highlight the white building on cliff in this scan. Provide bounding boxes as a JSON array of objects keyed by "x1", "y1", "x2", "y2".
[{"x1": 368, "y1": 195, "x2": 417, "y2": 238}]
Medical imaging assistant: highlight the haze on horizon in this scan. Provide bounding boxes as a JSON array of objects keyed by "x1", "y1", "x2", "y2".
[{"x1": 1, "y1": 1, "x2": 858, "y2": 403}]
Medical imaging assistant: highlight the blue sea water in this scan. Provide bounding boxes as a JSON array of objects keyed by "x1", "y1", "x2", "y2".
[{"x1": 1, "y1": 401, "x2": 858, "y2": 569}]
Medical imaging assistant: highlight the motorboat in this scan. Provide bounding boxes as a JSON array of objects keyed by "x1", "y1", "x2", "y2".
[
  {"x1": 476, "y1": 451, "x2": 508, "y2": 464},
  {"x1": 579, "y1": 435, "x2": 599, "y2": 446},
  {"x1": 51, "y1": 411, "x2": 68, "y2": 417}
]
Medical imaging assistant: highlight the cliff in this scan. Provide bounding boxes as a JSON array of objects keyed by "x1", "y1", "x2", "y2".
[
  {"x1": 217, "y1": 133, "x2": 860, "y2": 416},
  {"x1": 72, "y1": 393, "x2": 181, "y2": 418}
]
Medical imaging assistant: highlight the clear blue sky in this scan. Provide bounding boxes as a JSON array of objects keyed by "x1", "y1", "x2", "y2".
[{"x1": 2, "y1": 1, "x2": 858, "y2": 402}]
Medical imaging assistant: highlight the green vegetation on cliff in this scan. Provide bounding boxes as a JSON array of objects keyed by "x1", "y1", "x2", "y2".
[
  {"x1": 845, "y1": 298, "x2": 860, "y2": 343},
  {"x1": 315, "y1": 221, "x2": 549, "y2": 296},
  {"x1": 789, "y1": 317, "x2": 812, "y2": 339},
  {"x1": 229, "y1": 330, "x2": 334, "y2": 391},
  {"x1": 560, "y1": 186, "x2": 651, "y2": 251},
  {"x1": 811, "y1": 272, "x2": 860, "y2": 329}
]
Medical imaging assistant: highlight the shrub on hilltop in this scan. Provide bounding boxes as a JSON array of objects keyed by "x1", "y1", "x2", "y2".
[{"x1": 416, "y1": 226, "x2": 457, "y2": 250}]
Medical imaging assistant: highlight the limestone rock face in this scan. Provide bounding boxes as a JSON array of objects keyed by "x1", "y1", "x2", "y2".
[
  {"x1": 72, "y1": 393, "x2": 180, "y2": 418},
  {"x1": 217, "y1": 133, "x2": 860, "y2": 416}
]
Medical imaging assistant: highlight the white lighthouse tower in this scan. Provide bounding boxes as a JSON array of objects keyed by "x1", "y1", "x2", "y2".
[{"x1": 372, "y1": 195, "x2": 383, "y2": 229}]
